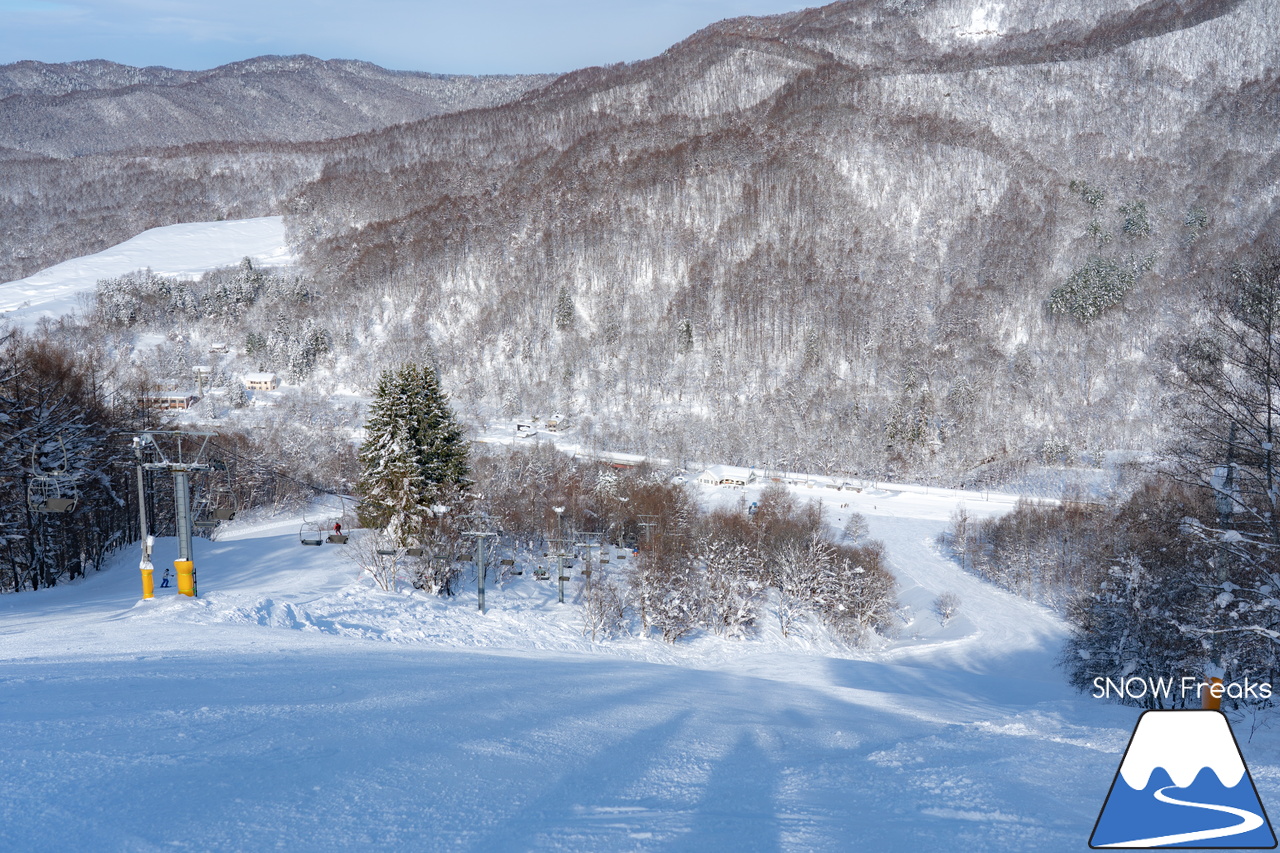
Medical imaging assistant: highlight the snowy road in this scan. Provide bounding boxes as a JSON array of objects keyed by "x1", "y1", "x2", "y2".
[{"x1": 0, "y1": 487, "x2": 1273, "y2": 851}]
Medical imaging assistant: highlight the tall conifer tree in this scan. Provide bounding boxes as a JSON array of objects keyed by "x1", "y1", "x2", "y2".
[{"x1": 357, "y1": 363, "x2": 468, "y2": 539}]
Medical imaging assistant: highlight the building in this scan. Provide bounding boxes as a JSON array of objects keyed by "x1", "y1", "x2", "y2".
[
  {"x1": 139, "y1": 391, "x2": 201, "y2": 410},
  {"x1": 243, "y1": 372, "x2": 280, "y2": 391},
  {"x1": 695, "y1": 465, "x2": 757, "y2": 487}
]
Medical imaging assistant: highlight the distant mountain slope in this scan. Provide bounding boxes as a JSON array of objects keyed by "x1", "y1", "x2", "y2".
[
  {"x1": 0, "y1": 55, "x2": 556, "y2": 157},
  {"x1": 6, "y1": 0, "x2": 1278, "y2": 481},
  {"x1": 279, "y1": 0, "x2": 1280, "y2": 477}
]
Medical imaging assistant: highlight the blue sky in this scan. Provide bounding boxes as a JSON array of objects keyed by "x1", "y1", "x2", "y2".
[{"x1": 0, "y1": 0, "x2": 817, "y2": 74}]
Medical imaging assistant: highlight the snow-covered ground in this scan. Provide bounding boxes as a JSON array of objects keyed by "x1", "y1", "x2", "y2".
[
  {"x1": 6, "y1": 481, "x2": 1270, "y2": 852},
  {"x1": 0, "y1": 217, "x2": 293, "y2": 326}
]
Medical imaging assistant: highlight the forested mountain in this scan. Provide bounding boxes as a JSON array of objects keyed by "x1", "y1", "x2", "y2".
[
  {"x1": 8, "y1": 0, "x2": 1280, "y2": 483},
  {"x1": 0, "y1": 56, "x2": 555, "y2": 158},
  {"x1": 282, "y1": 0, "x2": 1280, "y2": 480}
]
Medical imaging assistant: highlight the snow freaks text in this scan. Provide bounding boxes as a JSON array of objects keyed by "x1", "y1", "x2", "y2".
[{"x1": 1092, "y1": 677, "x2": 1273, "y2": 703}]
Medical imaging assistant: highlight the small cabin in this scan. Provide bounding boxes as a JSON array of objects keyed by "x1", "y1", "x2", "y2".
[
  {"x1": 208, "y1": 342, "x2": 230, "y2": 354},
  {"x1": 244, "y1": 372, "x2": 280, "y2": 391}
]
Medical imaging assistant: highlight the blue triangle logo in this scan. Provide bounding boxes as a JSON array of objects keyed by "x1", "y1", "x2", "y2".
[{"x1": 1091, "y1": 710, "x2": 1277, "y2": 848}]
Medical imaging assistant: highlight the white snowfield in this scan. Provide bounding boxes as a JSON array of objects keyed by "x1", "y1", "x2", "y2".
[
  {"x1": 0, "y1": 216, "x2": 294, "y2": 326},
  {"x1": 1, "y1": 483, "x2": 1275, "y2": 852}
]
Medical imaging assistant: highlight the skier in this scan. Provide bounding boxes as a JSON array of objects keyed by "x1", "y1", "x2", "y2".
[{"x1": 160, "y1": 566, "x2": 171, "y2": 588}]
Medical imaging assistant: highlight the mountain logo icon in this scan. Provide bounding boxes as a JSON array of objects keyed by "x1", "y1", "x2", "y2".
[{"x1": 1091, "y1": 710, "x2": 1276, "y2": 848}]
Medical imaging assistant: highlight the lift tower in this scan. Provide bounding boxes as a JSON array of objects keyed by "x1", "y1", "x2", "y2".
[{"x1": 135, "y1": 431, "x2": 217, "y2": 598}]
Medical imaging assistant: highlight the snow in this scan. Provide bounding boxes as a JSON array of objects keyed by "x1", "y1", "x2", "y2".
[
  {"x1": 0, "y1": 217, "x2": 294, "y2": 326},
  {"x1": 2, "y1": 484, "x2": 1277, "y2": 851},
  {"x1": 960, "y1": 3, "x2": 1005, "y2": 38},
  {"x1": 1119, "y1": 712, "x2": 1246, "y2": 790}
]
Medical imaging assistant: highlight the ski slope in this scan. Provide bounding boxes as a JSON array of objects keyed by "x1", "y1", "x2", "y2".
[
  {"x1": 2, "y1": 485, "x2": 1277, "y2": 851},
  {"x1": 0, "y1": 217, "x2": 294, "y2": 327}
]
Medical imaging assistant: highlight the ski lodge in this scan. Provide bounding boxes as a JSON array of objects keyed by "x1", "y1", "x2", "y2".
[
  {"x1": 695, "y1": 465, "x2": 757, "y2": 487},
  {"x1": 243, "y1": 372, "x2": 280, "y2": 391},
  {"x1": 138, "y1": 391, "x2": 201, "y2": 410}
]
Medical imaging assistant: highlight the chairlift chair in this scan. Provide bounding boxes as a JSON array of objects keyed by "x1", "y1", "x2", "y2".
[
  {"x1": 198, "y1": 461, "x2": 237, "y2": 526},
  {"x1": 27, "y1": 440, "x2": 79, "y2": 514},
  {"x1": 300, "y1": 518, "x2": 324, "y2": 546},
  {"x1": 195, "y1": 504, "x2": 234, "y2": 529},
  {"x1": 326, "y1": 496, "x2": 351, "y2": 543},
  {"x1": 29, "y1": 476, "x2": 77, "y2": 513}
]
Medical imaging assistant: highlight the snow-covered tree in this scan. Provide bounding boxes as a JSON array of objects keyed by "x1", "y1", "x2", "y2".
[
  {"x1": 818, "y1": 543, "x2": 898, "y2": 644},
  {"x1": 356, "y1": 363, "x2": 469, "y2": 543},
  {"x1": 1064, "y1": 555, "x2": 1202, "y2": 709},
  {"x1": 1162, "y1": 250, "x2": 1280, "y2": 686},
  {"x1": 582, "y1": 568, "x2": 627, "y2": 642},
  {"x1": 645, "y1": 550, "x2": 703, "y2": 643},
  {"x1": 0, "y1": 337, "x2": 133, "y2": 593},
  {"x1": 701, "y1": 537, "x2": 764, "y2": 639}
]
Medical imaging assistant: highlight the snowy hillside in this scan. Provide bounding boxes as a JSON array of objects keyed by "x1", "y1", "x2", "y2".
[
  {"x1": 0, "y1": 56, "x2": 556, "y2": 158},
  {"x1": 3, "y1": 478, "x2": 1269, "y2": 852},
  {"x1": 0, "y1": 217, "x2": 293, "y2": 327}
]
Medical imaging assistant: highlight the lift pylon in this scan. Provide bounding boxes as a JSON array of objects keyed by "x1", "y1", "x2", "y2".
[{"x1": 135, "y1": 431, "x2": 217, "y2": 598}]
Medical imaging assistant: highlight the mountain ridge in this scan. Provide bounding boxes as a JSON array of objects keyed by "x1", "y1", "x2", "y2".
[
  {"x1": 0, "y1": 55, "x2": 558, "y2": 158},
  {"x1": 4, "y1": 0, "x2": 1278, "y2": 479}
]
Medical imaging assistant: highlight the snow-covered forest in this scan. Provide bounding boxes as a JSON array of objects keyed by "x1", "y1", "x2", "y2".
[
  {"x1": 4, "y1": 0, "x2": 1280, "y2": 846},
  {"x1": 7, "y1": 0, "x2": 1276, "y2": 483}
]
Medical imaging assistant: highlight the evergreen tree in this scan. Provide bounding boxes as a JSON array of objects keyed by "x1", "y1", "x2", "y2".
[
  {"x1": 357, "y1": 363, "x2": 469, "y2": 540},
  {"x1": 553, "y1": 285, "x2": 576, "y2": 332}
]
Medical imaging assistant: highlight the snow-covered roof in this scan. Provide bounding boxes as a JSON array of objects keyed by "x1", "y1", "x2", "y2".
[
  {"x1": 696, "y1": 464, "x2": 756, "y2": 484},
  {"x1": 244, "y1": 372, "x2": 278, "y2": 382}
]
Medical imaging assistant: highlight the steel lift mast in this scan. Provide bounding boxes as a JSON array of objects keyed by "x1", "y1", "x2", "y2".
[{"x1": 134, "y1": 431, "x2": 216, "y2": 599}]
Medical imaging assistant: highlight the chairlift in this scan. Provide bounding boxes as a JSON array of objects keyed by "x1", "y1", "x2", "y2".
[
  {"x1": 192, "y1": 493, "x2": 219, "y2": 531},
  {"x1": 211, "y1": 461, "x2": 236, "y2": 521},
  {"x1": 27, "y1": 439, "x2": 79, "y2": 514},
  {"x1": 195, "y1": 461, "x2": 237, "y2": 528},
  {"x1": 325, "y1": 496, "x2": 350, "y2": 543},
  {"x1": 300, "y1": 516, "x2": 324, "y2": 546}
]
